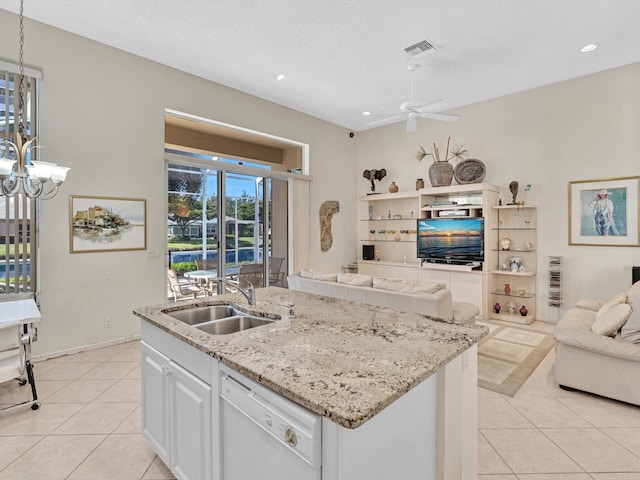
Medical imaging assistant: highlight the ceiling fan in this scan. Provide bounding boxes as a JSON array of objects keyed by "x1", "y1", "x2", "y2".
[{"x1": 366, "y1": 64, "x2": 461, "y2": 133}]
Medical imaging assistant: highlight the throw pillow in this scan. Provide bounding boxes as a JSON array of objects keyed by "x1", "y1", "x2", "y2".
[
  {"x1": 621, "y1": 281, "x2": 640, "y2": 343},
  {"x1": 317, "y1": 273, "x2": 338, "y2": 282},
  {"x1": 299, "y1": 268, "x2": 315, "y2": 279},
  {"x1": 596, "y1": 292, "x2": 627, "y2": 319},
  {"x1": 576, "y1": 298, "x2": 607, "y2": 312},
  {"x1": 337, "y1": 273, "x2": 373, "y2": 287},
  {"x1": 373, "y1": 277, "x2": 413, "y2": 292},
  {"x1": 592, "y1": 302, "x2": 632, "y2": 337}
]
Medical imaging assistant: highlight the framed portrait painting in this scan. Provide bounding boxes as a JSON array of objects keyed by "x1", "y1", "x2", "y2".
[
  {"x1": 70, "y1": 195, "x2": 147, "y2": 253},
  {"x1": 568, "y1": 176, "x2": 639, "y2": 246}
]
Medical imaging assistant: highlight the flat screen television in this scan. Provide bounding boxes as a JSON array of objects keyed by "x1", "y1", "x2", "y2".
[{"x1": 417, "y1": 217, "x2": 484, "y2": 265}]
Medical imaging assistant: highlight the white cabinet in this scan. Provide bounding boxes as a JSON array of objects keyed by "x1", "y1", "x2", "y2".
[
  {"x1": 169, "y1": 361, "x2": 212, "y2": 480},
  {"x1": 141, "y1": 342, "x2": 170, "y2": 463},
  {"x1": 141, "y1": 322, "x2": 217, "y2": 480}
]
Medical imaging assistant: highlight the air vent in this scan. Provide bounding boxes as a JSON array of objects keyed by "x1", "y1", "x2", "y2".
[{"x1": 403, "y1": 40, "x2": 437, "y2": 57}]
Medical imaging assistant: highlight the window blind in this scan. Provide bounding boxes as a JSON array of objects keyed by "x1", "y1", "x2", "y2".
[{"x1": 0, "y1": 63, "x2": 38, "y2": 294}]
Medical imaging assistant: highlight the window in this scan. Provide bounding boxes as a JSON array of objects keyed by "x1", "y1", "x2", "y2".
[{"x1": 0, "y1": 64, "x2": 39, "y2": 294}]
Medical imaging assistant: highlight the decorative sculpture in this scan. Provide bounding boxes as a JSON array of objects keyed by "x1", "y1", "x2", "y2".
[
  {"x1": 508, "y1": 180, "x2": 519, "y2": 205},
  {"x1": 319, "y1": 200, "x2": 340, "y2": 252},
  {"x1": 363, "y1": 169, "x2": 387, "y2": 194}
]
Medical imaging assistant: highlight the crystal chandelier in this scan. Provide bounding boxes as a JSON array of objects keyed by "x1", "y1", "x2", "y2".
[{"x1": 0, "y1": 0, "x2": 69, "y2": 199}]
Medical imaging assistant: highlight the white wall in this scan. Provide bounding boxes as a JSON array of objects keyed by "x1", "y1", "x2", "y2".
[
  {"x1": 356, "y1": 63, "x2": 640, "y2": 321},
  {"x1": 0, "y1": 11, "x2": 357, "y2": 356}
]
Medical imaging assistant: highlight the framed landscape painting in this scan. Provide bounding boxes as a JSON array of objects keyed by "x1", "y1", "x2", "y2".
[
  {"x1": 568, "y1": 176, "x2": 639, "y2": 246},
  {"x1": 70, "y1": 195, "x2": 147, "y2": 253}
]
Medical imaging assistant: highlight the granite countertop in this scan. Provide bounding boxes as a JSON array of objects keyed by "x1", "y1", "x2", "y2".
[{"x1": 134, "y1": 287, "x2": 487, "y2": 429}]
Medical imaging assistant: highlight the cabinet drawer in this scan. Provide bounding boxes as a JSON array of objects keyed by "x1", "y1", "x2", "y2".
[{"x1": 141, "y1": 321, "x2": 213, "y2": 383}]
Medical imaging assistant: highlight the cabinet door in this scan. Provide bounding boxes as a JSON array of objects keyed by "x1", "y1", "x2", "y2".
[
  {"x1": 169, "y1": 361, "x2": 212, "y2": 480},
  {"x1": 141, "y1": 341, "x2": 170, "y2": 464}
]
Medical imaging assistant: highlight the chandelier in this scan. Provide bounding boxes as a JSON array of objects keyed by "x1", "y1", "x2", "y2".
[{"x1": 0, "y1": 0, "x2": 69, "y2": 199}]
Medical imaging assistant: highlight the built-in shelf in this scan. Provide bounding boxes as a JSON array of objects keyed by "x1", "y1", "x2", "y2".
[
  {"x1": 491, "y1": 248, "x2": 536, "y2": 252},
  {"x1": 491, "y1": 227, "x2": 536, "y2": 231},
  {"x1": 359, "y1": 192, "x2": 418, "y2": 202},
  {"x1": 491, "y1": 312, "x2": 535, "y2": 325},
  {"x1": 358, "y1": 260, "x2": 420, "y2": 268},
  {"x1": 491, "y1": 270, "x2": 536, "y2": 276},
  {"x1": 491, "y1": 290, "x2": 536, "y2": 299},
  {"x1": 421, "y1": 262, "x2": 483, "y2": 272},
  {"x1": 492, "y1": 205, "x2": 536, "y2": 210}
]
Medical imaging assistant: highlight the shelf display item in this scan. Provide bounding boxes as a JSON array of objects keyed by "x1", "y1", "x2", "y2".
[
  {"x1": 389, "y1": 182, "x2": 399, "y2": 193},
  {"x1": 494, "y1": 302, "x2": 501, "y2": 313},
  {"x1": 520, "y1": 305, "x2": 528, "y2": 316},
  {"x1": 500, "y1": 238, "x2": 512, "y2": 250},
  {"x1": 507, "y1": 301, "x2": 517, "y2": 314},
  {"x1": 504, "y1": 283, "x2": 511, "y2": 294},
  {"x1": 509, "y1": 255, "x2": 522, "y2": 272}
]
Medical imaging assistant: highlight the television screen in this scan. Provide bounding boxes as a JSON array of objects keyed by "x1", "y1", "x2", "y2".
[{"x1": 417, "y1": 217, "x2": 484, "y2": 264}]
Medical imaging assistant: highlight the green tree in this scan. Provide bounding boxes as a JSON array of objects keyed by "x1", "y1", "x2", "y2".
[{"x1": 168, "y1": 170, "x2": 202, "y2": 238}]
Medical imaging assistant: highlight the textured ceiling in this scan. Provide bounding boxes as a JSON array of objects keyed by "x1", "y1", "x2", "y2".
[{"x1": 1, "y1": 0, "x2": 639, "y2": 131}]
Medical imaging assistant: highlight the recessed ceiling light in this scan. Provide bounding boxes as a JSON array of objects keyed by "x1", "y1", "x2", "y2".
[
  {"x1": 362, "y1": 111, "x2": 371, "y2": 116},
  {"x1": 580, "y1": 44, "x2": 598, "y2": 53},
  {"x1": 274, "y1": 73, "x2": 287, "y2": 81}
]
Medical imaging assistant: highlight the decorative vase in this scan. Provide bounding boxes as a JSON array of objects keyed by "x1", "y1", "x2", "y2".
[
  {"x1": 494, "y1": 302, "x2": 501, "y2": 314},
  {"x1": 389, "y1": 182, "x2": 399, "y2": 193},
  {"x1": 428, "y1": 162, "x2": 454, "y2": 187},
  {"x1": 504, "y1": 283, "x2": 511, "y2": 295},
  {"x1": 519, "y1": 305, "x2": 528, "y2": 316},
  {"x1": 415, "y1": 178, "x2": 424, "y2": 190}
]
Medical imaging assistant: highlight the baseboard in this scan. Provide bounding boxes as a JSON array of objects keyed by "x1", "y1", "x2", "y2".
[{"x1": 32, "y1": 334, "x2": 141, "y2": 362}]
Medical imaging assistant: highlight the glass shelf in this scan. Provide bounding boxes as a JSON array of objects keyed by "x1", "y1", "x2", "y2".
[
  {"x1": 491, "y1": 227, "x2": 536, "y2": 231},
  {"x1": 491, "y1": 270, "x2": 536, "y2": 276},
  {"x1": 492, "y1": 249, "x2": 536, "y2": 252},
  {"x1": 491, "y1": 290, "x2": 535, "y2": 299}
]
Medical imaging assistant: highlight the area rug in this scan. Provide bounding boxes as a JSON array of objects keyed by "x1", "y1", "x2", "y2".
[{"x1": 477, "y1": 322, "x2": 556, "y2": 396}]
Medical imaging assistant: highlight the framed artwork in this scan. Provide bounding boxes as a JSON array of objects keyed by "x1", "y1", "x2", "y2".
[
  {"x1": 70, "y1": 195, "x2": 147, "y2": 253},
  {"x1": 568, "y1": 176, "x2": 639, "y2": 246}
]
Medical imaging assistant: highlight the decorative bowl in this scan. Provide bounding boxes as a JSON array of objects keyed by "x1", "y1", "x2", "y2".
[{"x1": 454, "y1": 158, "x2": 486, "y2": 184}]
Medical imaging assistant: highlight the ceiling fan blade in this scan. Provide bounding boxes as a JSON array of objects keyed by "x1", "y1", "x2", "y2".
[
  {"x1": 406, "y1": 115, "x2": 417, "y2": 133},
  {"x1": 365, "y1": 114, "x2": 405, "y2": 128},
  {"x1": 416, "y1": 99, "x2": 449, "y2": 113},
  {"x1": 419, "y1": 112, "x2": 461, "y2": 122}
]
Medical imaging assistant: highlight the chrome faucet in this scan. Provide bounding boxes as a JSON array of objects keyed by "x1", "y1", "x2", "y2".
[{"x1": 211, "y1": 277, "x2": 256, "y2": 307}]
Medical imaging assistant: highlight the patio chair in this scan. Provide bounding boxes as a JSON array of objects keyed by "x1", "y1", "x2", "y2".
[
  {"x1": 0, "y1": 318, "x2": 39, "y2": 411},
  {"x1": 238, "y1": 263, "x2": 263, "y2": 288},
  {"x1": 167, "y1": 268, "x2": 206, "y2": 301},
  {"x1": 195, "y1": 258, "x2": 216, "y2": 270},
  {"x1": 268, "y1": 257, "x2": 285, "y2": 286}
]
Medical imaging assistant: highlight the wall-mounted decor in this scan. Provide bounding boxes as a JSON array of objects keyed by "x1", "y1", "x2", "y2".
[
  {"x1": 568, "y1": 176, "x2": 639, "y2": 246},
  {"x1": 362, "y1": 169, "x2": 386, "y2": 194},
  {"x1": 319, "y1": 200, "x2": 340, "y2": 252},
  {"x1": 70, "y1": 195, "x2": 147, "y2": 253}
]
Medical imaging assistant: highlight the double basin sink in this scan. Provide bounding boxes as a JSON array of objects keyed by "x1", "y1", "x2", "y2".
[{"x1": 165, "y1": 305, "x2": 275, "y2": 335}]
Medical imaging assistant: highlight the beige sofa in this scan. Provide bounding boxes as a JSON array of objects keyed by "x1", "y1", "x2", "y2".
[
  {"x1": 554, "y1": 284, "x2": 640, "y2": 406},
  {"x1": 287, "y1": 271, "x2": 479, "y2": 323}
]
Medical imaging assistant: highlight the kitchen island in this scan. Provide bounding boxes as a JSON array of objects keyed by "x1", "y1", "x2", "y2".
[{"x1": 134, "y1": 286, "x2": 487, "y2": 480}]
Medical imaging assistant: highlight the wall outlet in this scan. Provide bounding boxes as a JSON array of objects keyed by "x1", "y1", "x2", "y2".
[{"x1": 104, "y1": 317, "x2": 112, "y2": 328}]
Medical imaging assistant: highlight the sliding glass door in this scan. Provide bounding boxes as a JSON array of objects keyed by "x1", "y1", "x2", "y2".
[{"x1": 167, "y1": 158, "x2": 288, "y2": 299}]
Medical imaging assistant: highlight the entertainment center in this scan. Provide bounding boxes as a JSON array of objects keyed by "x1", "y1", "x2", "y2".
[{"x1": 357, "y1": 183, "x2": 538, "y2": 322}]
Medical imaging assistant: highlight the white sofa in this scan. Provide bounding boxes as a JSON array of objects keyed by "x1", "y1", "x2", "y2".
[
  {"x1": 287, "y1": 271, "x2": 479, "y2": 323},
  {"x1": 554, "y1": 282, "x2": 640, "y2": 406}
]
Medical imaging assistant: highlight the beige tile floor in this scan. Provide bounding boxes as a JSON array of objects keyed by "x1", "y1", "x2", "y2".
[
  {"x1": 478, "y1": 321, "x2": 640, "y2": 480},
  {"x1": 0, "y1": 323, "x2": 637, "y2": 479}
]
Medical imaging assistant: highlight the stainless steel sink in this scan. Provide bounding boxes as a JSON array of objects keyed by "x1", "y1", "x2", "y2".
[
  {"x1": 166, "y1": 305, "x2": 237, "y2": 325},
  {"x1": 196, "y1": 315, "x2": 275, "y2": 335}
]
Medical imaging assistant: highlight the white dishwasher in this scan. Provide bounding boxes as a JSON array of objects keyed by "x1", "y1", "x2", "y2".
[{"x1": 220, "y1": 364, "x2": 322, "y2": 480}]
